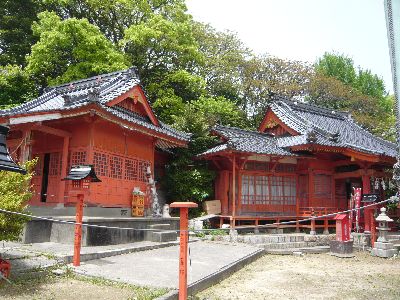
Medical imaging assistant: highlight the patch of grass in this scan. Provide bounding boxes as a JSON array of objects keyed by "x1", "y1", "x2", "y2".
[
  {"x1": 66, "y1": 272, "x2": 169, "y2": 300},
  {"x1": 1, "y1": 267, "x2": 169, "y2": 300}
]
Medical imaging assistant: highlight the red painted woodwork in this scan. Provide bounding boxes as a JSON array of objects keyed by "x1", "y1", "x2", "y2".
[
  {"x1": 6, "y1": 109, "x2": 177, "y2": 209},
  {"x1": 334, "y1": 214, "x2": 350, "y2": 241}
]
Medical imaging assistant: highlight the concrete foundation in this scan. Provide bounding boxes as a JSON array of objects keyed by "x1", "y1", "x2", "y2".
[
  {"x1": 330, "y1": 240, "x2": 354, "y2": 255},
  {"x1": 22, "y1": 217, "x2": 179, "y2": 246}
]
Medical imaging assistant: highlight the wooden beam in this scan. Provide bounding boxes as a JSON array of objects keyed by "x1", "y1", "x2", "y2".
[{"x1": 33, "y1": 123, "x2": 72, "y2": 138}]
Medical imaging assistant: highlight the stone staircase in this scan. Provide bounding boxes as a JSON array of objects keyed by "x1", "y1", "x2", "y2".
[
  {"x1": 388, "y1": 233, "x2": 400, "y2": 253},
  {"x1": 239, "y1": 233, "x2": 334, "y2": 254}
]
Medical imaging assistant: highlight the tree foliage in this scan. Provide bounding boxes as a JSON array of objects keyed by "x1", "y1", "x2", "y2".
[
  {"x1": 26, "y1": 11, "x2": 127, "y2": 88},
  {"x1": 312, "y1": 52, "x2": 395, "y2": 140},
  {"x1": 0, "y1": 159, "x2": 36, "y2": 241},
  {"x1": 0, "y1": 0, "x2": 40, "y2": 66},
  {"x1": 0, "y1": 65, "x2": 37, "y2": 108}
]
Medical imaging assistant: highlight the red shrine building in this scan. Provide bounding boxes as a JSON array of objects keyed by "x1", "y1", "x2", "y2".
[
  {"x1": 199, "y1": 97, "x2": 397, "y2": 231},
  {"x1": 0, "y1": 68, "x2": 190, "y2": 214}
]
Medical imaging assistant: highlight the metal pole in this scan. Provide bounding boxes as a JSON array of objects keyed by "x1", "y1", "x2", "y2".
[
  {"x1": 73, "y1": 193, "x2": 84, "y2": 267},
  {"x1": 385, "y1": 0, "x2": 400, "y2": 188}
]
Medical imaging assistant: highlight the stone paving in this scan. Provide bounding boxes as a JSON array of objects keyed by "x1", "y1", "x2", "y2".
[
  {"x1": 0, "y1": 239, "x2": 261, "y2": 290},
  {"x1": 0, "y1": 240, "x2": 181, "y2": 275},
  {"x1": 73, "y1": 240, "x2": 261, "y2": 289}
]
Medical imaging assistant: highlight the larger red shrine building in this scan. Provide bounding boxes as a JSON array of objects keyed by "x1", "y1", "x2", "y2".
[
  {"x1": 199, "y1": 96, "x2": 397, "y2": 231},
  {"x1": 0, "y1": 68, "x2": 190, "y2": 212}
]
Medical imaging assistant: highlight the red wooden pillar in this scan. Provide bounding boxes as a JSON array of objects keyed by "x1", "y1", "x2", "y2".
[
  {"x1": 73, "y1": 193, "x2": 84, "y2": 267},
  {"x1": 308, "y1": 169, "x2": 314, "y2": 208},
  {"x1": 232, "y1": 155, "x2": 236, "y2": 226},
  {"x1": 170, "y1": 202, "x2": 198, "y2": 300},
  {"x1": 59, "y1": 137, "x2": 70, "y2": 204},
  {"x1": 362, "y1": 174, "x2": 372, "y2": 232}
]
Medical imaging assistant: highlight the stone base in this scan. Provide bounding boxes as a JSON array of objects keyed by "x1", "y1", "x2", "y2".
[
  {"x1": 371, "y1": 242, "x2": 397, "y2": 258},
  {"x1": 151, "y1": 231, "x2": 178, "y2": 243},
  {"x1": 373, "y1": 241, "x2": 394, "y2": 250},
  {"x1": 330, "y1": 240, "x2": 353, "y2": 255}
]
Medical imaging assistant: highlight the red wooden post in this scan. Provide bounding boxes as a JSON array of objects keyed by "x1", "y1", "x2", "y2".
[
  {"x1": 73, "y1": 193, "x2": 84, "y2": 266},
  {"x1": 370, "y1": 212, "x2": 376, "y2": 248},
  {"x1": 362, "y1": 175, "x2": 372, "y2": 232},
  {"x1": 170, "y1": 202, "x2": 198, "y2": 300}
]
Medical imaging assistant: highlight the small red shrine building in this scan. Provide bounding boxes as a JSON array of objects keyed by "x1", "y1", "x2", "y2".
[
  {"x1": 0, "y1": 68, "x2": 190, "y2": 212},
  {"x1": 199, "y1": 96, "x2": 397, "y2": 231}
]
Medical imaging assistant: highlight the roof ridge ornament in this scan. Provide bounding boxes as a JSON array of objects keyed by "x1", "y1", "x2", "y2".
[
  {"x1": 88, "y1": 87, "x2": 100, "y2": 103},
  {"x1": 63, "y1": 94, "x2": 72, "y2": 106},
  {"x1": 329, "y1": 131, "x2": 340, "y2": 143},
  {"x1": 126, "y1": 67, "x2": 139, "y2": 79}
]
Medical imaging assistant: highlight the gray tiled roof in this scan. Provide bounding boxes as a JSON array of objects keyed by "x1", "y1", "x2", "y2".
[
  {"x1": 199, "y1": 125, "x2": 295, "y2": 157},
  {"x1": 0, "y1": 68, "x2": 190, "y2": 143},
  {"x1": 200, "y1": 96, "x2": 396, "y2": 159},
  {"x1": 271, "y1": 97, "x2": 396, "y2": 157}
]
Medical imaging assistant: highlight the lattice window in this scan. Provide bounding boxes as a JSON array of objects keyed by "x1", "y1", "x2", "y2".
[
  {"x1": 71, "y1": 151, "x2": 86, "y2": 165},
  {"x1": 125, "y1": 158, "x2": 138, "y2": 180},
  {"x1": 138, "y1": 160, "x2": 151, "y2": 182},
  {"x1": 94, "y1": 152, "x2": 109, "y2": 177},
  {"x1": 49, "y1": 152, "x2": 61, "y2": 176},
  {"x1": 241, "y1": 174, "x2": 296, "y2": 206},
  {"x1": 110, "y1": 156, "x2": 123, "y2": 179}
]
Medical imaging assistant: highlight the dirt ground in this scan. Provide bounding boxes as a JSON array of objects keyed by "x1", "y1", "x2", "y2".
[
  {"x1": 0, "y1": 272, "x2": 168, "y2": 300},
  {"x1": 196, "y1": 251, "x2": 400, "y2": 300}
]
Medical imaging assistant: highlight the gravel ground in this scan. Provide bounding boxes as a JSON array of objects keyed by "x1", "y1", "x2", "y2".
[{"x1": 196, "y1": 252, "x2": 400, "y2": 300}]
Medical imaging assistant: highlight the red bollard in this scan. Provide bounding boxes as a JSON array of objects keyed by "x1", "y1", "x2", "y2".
[
  {"x1": 170, "y1": 202, "x2": 198, "y2": 300},
  {"x1": 73, "y1": 193, "x2": 84, "y2": 266},
  {"x1": 0, "y1": 259, "x2": 10, "y2": 279}
]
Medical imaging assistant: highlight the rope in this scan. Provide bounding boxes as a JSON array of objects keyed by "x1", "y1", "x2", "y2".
[{"x1": 0, "y1": 196, "x2": 398, "y2": 233}]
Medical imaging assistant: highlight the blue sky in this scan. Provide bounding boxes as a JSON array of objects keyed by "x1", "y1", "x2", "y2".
[{"x1": 186, "y1": 0, "x2": 393, "y2": 93}]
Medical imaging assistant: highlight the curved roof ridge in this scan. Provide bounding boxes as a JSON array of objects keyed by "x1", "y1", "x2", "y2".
[{"x1": 272, "y1": 100, "x2": 334, "y2": 139}]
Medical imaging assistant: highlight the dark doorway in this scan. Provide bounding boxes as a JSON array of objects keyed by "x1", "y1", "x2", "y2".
[{"x1": 40, "y1": 153, "x2": 50, "y2": 202}]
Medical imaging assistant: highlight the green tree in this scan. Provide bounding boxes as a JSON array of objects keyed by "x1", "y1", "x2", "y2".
[
  {"x1": 0, "y1": 65, "x2": 37, "y2": 108},
  {"x1": 26, "y1": 11, "x2": 127, "y2": 89},
  {"x1": 121, "y1": 14, "x2": 203, "y2": 92},
  {"x1": 41, "y1": 0, "x2": 188, "y2": 43},
  {"x1": 163, "y1": 96, "x2": 247, "y2": 205},
  {"x1": 315, "y1": 52, "x2": 357, "y2": 86},
  {"x1": 312, "y1": 52, "x2": 395, "y2": 141},
  {"x1": 0, "y1": 0, "x2": 40, "y2": 66},
  {"x1": 240, "y1": 55, "x2": 312, "y2": 126},
  {"x1": 192, "y1": 22, "x2": 250, "y2": 102},
  {"x1": 0, "y1": 159, "x2": 36, "y2": 241}
]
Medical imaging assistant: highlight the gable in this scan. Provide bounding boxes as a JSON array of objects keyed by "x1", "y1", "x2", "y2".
[
  {"x1": 258, "y1": 109, "x2": 298, "y2": 137},
  {"x1": 106, "y1": 85, "x2": 159, "y2": 126}
]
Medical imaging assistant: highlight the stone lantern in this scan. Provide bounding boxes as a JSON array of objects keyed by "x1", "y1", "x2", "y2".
[{"x1": 371, "y1": 207, "x2": 397, "y2": 258}]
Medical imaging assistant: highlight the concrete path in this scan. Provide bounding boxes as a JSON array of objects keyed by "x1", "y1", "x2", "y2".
[
  {"x1": 0, "y1": 240, "x2": 185, "y2": 274},
  {"x1": 73, "y1": 240, "x2": 261, "y2": 289}
]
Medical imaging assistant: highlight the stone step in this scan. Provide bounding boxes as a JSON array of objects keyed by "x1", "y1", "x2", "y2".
[
  {"x1": 242, "y1": 234, "x2": 305, "y2": 245},
  {"x1": 266, "y1": 246, "x2": 330, "y2": 255},
  {"x1": 151, "y1": 231, "x2": 178, "y2": 243},
  {"x1": 260, "y1": 241, "x2": 310, "y2": 250}
]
